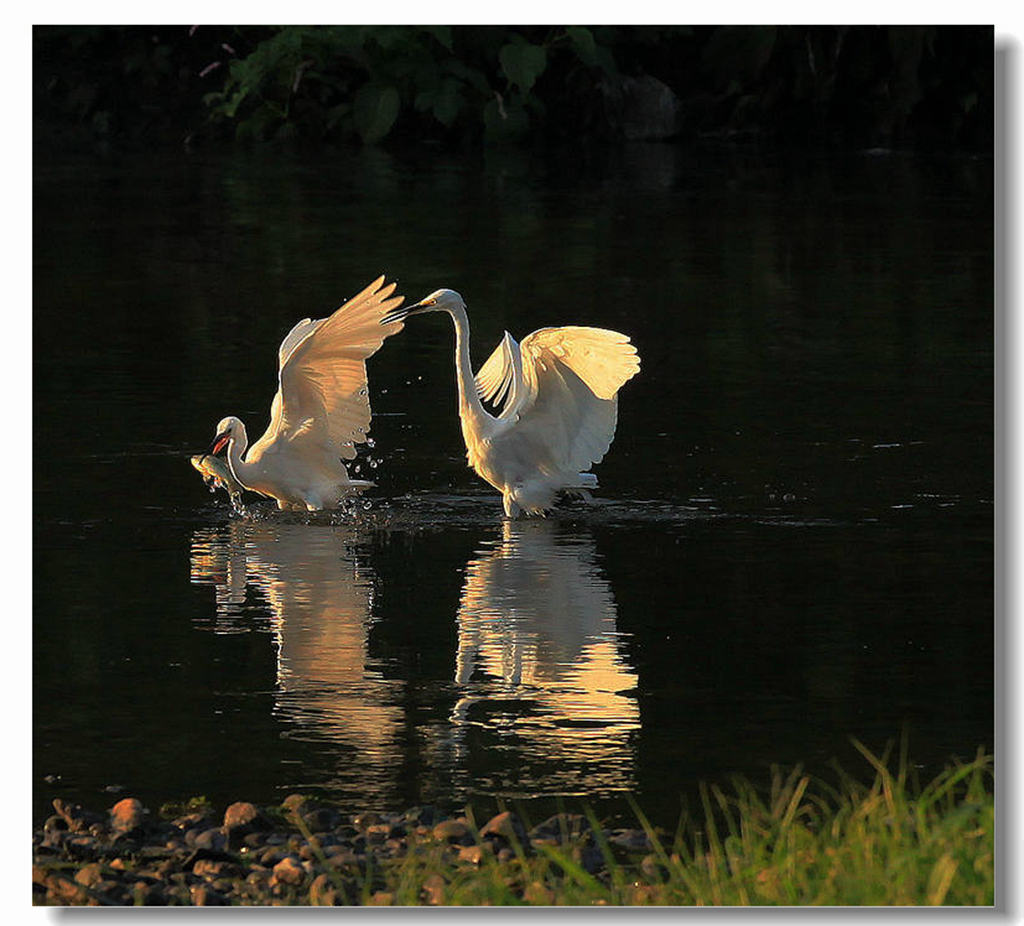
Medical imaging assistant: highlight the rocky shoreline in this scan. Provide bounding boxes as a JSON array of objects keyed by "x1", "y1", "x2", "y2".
[{"x1": 33, "y1": 794, "x2": 657, "y2": 906}]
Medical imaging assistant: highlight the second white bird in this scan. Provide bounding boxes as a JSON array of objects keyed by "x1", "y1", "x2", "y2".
[{"x1": 382, "y1": 289, "x2": 640, "y2": 518}]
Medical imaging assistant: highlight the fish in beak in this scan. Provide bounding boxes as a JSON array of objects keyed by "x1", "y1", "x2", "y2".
[{"x1": 190, "y1": 453, "x2": 245, "y2": 501}]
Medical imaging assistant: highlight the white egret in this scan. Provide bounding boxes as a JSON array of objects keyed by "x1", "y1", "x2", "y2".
[
  {"x1": 382, "y1": 289, "x2": 640, "y2": 517},
  {"x1": 203, "y1": 275, "x2": 405, "y2": 511}
]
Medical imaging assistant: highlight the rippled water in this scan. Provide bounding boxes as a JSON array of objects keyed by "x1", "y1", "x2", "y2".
[{"x1": 34, "y1": 143, "x2": 992, "y2": 828}]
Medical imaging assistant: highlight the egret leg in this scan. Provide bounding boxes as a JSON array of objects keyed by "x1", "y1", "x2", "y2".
[{"x1": 502, "y1": 493, "x2": 522, "y2": 519}]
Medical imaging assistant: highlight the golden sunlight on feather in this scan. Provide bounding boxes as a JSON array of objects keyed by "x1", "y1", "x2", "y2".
[
  {"x1": 199, "y1": 276, "x2": 405, "y2": 511},
  {"x1": 382, "y1": 289, "x2": 640, "y2": 517}
]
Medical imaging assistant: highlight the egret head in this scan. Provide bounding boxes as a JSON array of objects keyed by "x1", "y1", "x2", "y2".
[
  {"x1": 208, "y1": 416, "x2": 242, "y2": 456},
  {"x1": 380, "y1": 288, "x2": 464, "y2": 325}
]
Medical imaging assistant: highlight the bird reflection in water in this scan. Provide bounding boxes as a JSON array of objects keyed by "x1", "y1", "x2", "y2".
[
  {"x1": 189, "y1": 522, "x2": 403, "y2": 796},
  {"x1": 449, "y1": 519, "x2": 640, "y2": 798}
]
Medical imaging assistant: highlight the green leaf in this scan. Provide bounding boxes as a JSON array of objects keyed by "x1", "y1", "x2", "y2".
[
  {"x1": 432, "y1": 79, "x2": 462, "y2": 127},
  {"x1": 353, "y1": 83, "x2": 400, "y2": 144},
  {"x1": 372, "y1": 26, "x2": 415, "y2": 51},
  {"x1": 414, "y1": 87, "x2": 435, "y2": 113},
  {"x1": 499, "y1": 41, "x2": 547, "y2": 94},
  {"x1": 422, "y1": 25, "x2": 453, "y2": 51},
  {"x1": 566, "y1": 26, "x2": 597, "y2": 66},
  {"x1": 444, "y1": 59, "x2": 491, "y2": 95}
]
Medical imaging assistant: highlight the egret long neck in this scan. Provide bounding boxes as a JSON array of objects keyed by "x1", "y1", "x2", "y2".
[
  {"x1": 225, "y1": 422, "x2": 256, "y2": 489},
  {"x1": 447, "y1": 304, "x2": 492, "y2": 428}
]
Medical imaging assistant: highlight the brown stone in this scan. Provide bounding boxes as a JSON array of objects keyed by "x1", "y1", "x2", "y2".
[
  {"x1": 307, "y1": 808, "x2": 341, "y2": 832},
  {"x1": 270, "y1": 855, "x2": 306, "y2": 888},
  {"x1": 366, "y1": 821, "x2": 395, "y2": 836},
  {"x1": 280, "y1": 793, "x2": 310, "y2": 815},
  {"x1": 110, "y1": 797, "x2": 146, "y2": 833},
  {"x1": 458, "y1": 844, "x2": 487, "y2": 865},
  {"x1": 172, "y1": 811, "x2": 211, "y2": 831},
  {"x1": 479, "y1": 811, "x2": 529, "y2": 848},
  {"x1": 62, "y1": 835, "x2": 99, "y2": 862},
  {"x1": 432, "y1": 818, "x2": 471, "y2": 842},
  {"x1": 45, "y1": 873, "x2": 90, "y2": 905},
  {"x1": 223, "y1": 801, "x2": 266, "y2": 830},
  {"x1": 245, "y1": 869, "x2": 272, "y2": 891},
  {"x1": 193, "y1": 858, "x2": 241, "y2": 880},
  {"x1": 74, "y1": 863, "x2": 104, "y2": 888}
]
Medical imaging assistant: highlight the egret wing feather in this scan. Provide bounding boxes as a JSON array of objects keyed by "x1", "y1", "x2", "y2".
[
  {"x1": 278, "y1": 317, "x2": 322, "y2": 369},
  {"x1": 474, "y1": 331, "x2": 521, "y2": 416},
  {"x1": 249, "y1": 276, "x2": 405, "y2": 462},
  {"x1": 522, "y1": 327, "x2": 640, "y2": 400},
  {"x1": 510, "y1": 326, "x2": 639, "y2": 476}
]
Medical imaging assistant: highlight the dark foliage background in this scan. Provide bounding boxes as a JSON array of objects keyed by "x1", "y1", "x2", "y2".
[{"x1": 34, "y1": 25, "x2": 992, "y2": 151}]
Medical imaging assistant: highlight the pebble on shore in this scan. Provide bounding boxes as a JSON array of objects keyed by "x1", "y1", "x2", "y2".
[{"x1": 33, "y1": 795, "x2": 657, "y2": 906}]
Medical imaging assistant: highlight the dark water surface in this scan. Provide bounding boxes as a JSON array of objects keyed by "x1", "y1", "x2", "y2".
[{"x1": 34, "y1": 143, "x2": 992, "y2": 828}]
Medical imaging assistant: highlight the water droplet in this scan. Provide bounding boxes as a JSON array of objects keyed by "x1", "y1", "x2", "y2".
[
  {"x1": 369, "y1": 460, "x2": 378, "y2": 469},
  {"x1": 366, "y1": 438, "x2": 376, "y2": 448}
]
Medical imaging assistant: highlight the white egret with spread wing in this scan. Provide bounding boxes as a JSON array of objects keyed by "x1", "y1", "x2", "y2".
[
  {"x1": 382, "y1": 289, "x2": 640, "y2": 517},
  {"x1": 202, "y1": 275, "x2": 405, "y2": 511}
]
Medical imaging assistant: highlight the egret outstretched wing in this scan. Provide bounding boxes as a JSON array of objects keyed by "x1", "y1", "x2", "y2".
[
  {"x1": 249, "y1": 276, "x2": 405, "y2": 461},
  {"x1": 511, "y1": 327, "x2": 640, "y2": 475},
  {"x1": 522, "y1": 327, "x2": 641, "y2": 400}
]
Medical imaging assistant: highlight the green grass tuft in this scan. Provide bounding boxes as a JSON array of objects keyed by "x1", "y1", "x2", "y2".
[{"x1": 378, "y1": 745, "x2": 994, "y2": 906}]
